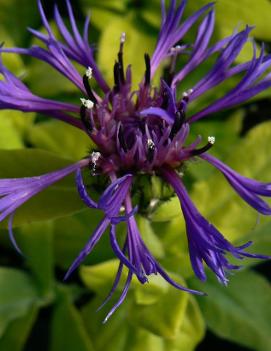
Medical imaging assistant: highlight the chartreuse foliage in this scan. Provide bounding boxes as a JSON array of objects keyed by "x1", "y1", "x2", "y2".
[
  {"x1": 190, "y1": 270, "x2": 271, "y2": 351},
  {"x1": 0, "y1": 0, "x2": 271, "y2": 350},
  {"x1": 80, "y1": 260, "x2": 204, "y2": 351}
]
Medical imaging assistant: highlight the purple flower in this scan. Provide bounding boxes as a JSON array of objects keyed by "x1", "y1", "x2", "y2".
[{"x1": 0, "y1": 0, "x2": 271, "y2": 321}]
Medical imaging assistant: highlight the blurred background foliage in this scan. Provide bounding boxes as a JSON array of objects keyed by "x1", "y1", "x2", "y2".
[{"x1": 0, "y1": 0, "x2": 271, "y2": 350}]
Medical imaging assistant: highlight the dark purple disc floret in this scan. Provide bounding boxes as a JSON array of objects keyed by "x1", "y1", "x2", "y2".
[{"x1": 0, "y1": 0, "x2": 271, "y2": 321}]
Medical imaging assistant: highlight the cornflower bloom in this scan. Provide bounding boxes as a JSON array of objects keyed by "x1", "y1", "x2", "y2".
[{"x1": 1, "y1": 0, "x2": 271, "y2": 321}]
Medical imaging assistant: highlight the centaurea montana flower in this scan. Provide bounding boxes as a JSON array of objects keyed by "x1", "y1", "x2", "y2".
[{"x1": 0, "y1": 0, "x2": 271, "y2": 321}]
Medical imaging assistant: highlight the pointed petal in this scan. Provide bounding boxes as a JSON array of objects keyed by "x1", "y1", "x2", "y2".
[
  {"x1": 64, "y1": 217, "x2": 110, "y2": 280},
  {"x1": 75, "y1": 168, "x2": 97, "y2": 209}
]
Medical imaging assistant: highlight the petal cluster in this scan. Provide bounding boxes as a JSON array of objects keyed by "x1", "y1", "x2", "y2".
[
  {"x1": 162, "y1": 167, "x2": 269, "y2": 284},
  {"x1": 101, "y1": 196, "x2": 203, "y2": 322},
  {"x1": 0, "y1": 57, "x2": 81, "y2": 128}
]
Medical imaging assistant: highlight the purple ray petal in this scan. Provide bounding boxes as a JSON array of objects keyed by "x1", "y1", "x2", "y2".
[
  {"x1": 161, "y1": 79, "x2": 177, "y2": 115},
  {"x1": 97, "y1": 240, "x2": 128, "y2": 312},
  {"x1": 188, "y1": 46, "x2": 271, "y2": 122},
  {"x1": 103, "y1": 270, "x2": 133, "y2": 323},
  {"x1": 64, "y1": 217, "x2": 111, "y2": 280},
  {"x1": 83, "y1": 16, "x2": 91, "y2": 44},
  {"x1": 75, "y1": 168, "x2": 97, "y2": 209},
  {"x1": 189, "y1": 26, "x2": 253, "y2": 101},
  {"x1": 65, "y1": 0, "x2": 85, "y2": 50},
  {"x1": 38, "y1": 0, "x2": 54, "y2": 37},
  {"x1": 109, "y1": 225, "x2": 137, "y2": 274},
  {"x1": 155, "y1": 263, "x2": 206, "y2": 295},
  {"x1": 151, "y1": 1, "x2": 214, "y2": 74},
  {"x1": 54, "y1": 4, "x2": 76, "y2": 49},
  {"x1": 0, "y1": 54, "x2": 82, "y2": 128},
  {"x1": 8, "y1": 213, "x2": 23, "y2": 255},
  {"x1": 161, "y1": 167, "x2": 268, "y2": 283},
  {"x1": 172, "y1": 10, "x2": 215, "y2": 85},
  {"x1": 0, "y1": 159, "x2": 88, "y2": 223},
  {"x1": 97, "y1": 261, "x2": 125, "y2": 312},
  {"x1": 98, "y1": 175, "x2": 133, "y2": 217},
  {"x1": 201, "y1": 153, "x2": 271, "y2": 215}
]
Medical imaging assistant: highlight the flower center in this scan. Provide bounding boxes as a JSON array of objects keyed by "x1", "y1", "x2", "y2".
[{"x1": 79, "y1": 35, "x2": 214, "y2": 179}]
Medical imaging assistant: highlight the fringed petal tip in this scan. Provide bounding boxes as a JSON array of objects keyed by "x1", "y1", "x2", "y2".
[
  {"x1": 151, "y1": 0, "x2": 215, "y2": 74},
  {"x1": 8, "y1": 213, "x2": 24, "y2": 256},
  {"x1": 102, "y1": 271, "x2": 133, "y2": 324},
  {"x1": 201, "y1": 154, "x2": 271, "y2": 216},
  {"x1": 161, "y1": 167, "x2": 270, "y2": 286},
  {"x1": 187, "y1": 26, "x2": 271, "y2": 123},
  {"x1": 65, "y1": 175, "x2": 134, "y2": 281},
  {"x1": 63, "y1": 270, "x2": 71, "y2": 282},
  {"x1": 75, "y1": 168, "x2": 98, "y2": 209},
  {"x1": 96, "y1": 262, "x2": 125, "y2": 313},
  {"x1": 91, "y1": 193, "x2": 206, "y2": 322}
]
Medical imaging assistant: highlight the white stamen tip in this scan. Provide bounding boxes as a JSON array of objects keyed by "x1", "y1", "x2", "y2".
[
  {"x1": 147, "y1": 139, "x2": 155, "y2": 148},
  {"x1": 183, "y1": 88, "x2": 194, "y2": 99},
  {"x1": 208, "y1": 136, "x2": 215, "y2": 144},
  {"x1": 80, "y1": 98, "x2": 94, "y2": 109},
  {"x1": 120, "y1": 32, "x2": 126, "y2": 43},
  {"x1": 90, "y1": 151, "x2": 101, "y2": 175},
  {"x1": 85, "y1": 67, "x2": 93, "y2": 79},
  {"x1": 91, "y1": 151, "x2": 101, "y2": 162}
]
